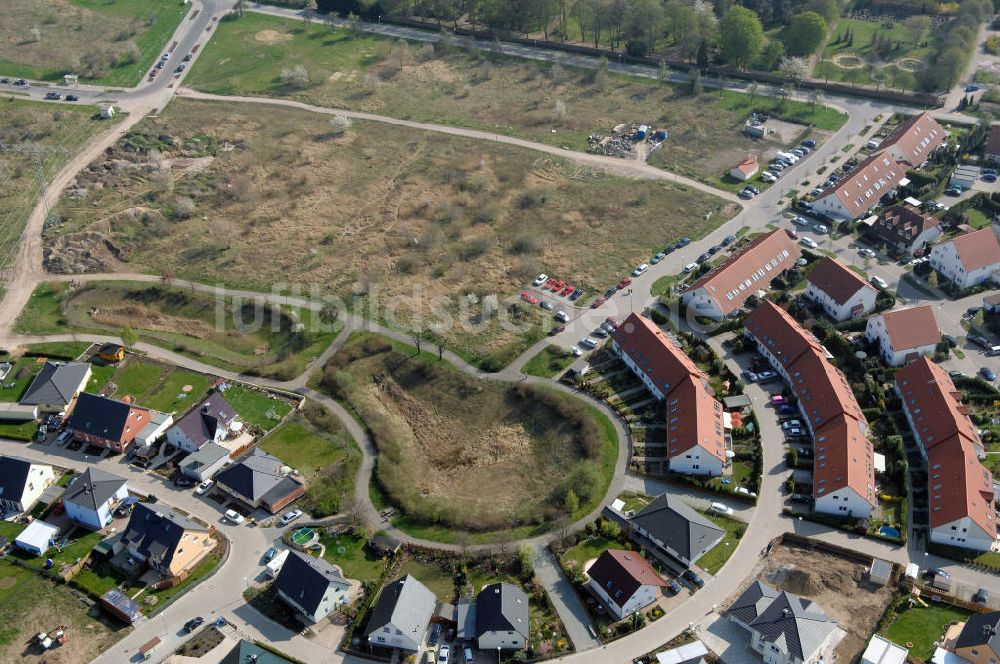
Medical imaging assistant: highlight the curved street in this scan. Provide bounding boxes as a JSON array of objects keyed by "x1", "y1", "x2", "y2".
[{"x1": 0, "y1": 2, "x2": 999, "y2": 663}]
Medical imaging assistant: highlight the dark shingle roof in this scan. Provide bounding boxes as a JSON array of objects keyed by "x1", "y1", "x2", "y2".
[
  {"x1": 275, "y1": 550, "x2": 349, "y2": 615},
  {"x1": 728, "y1": 581, "x2": 780, "y2": 625},
  {"x1": 121, "y1": 502, "x2": 207, "y2": 573},
  {"x1": 629, "y1": 494, "x2": 725, "y2": 563},
  {"x1": 956, "y1": 612, "x2": 1000, "y2": 652},
  {"x1": 476, "y1": 582, "x2": 529, "y2": 641},
  {"x1": 66, "y1": 392, "x2": 132, "y2": 441},
  {"x1": 170, "y1": 392, "x2": 237, "y2": 447},
  {"x1": 220, "y1": 640, "x2": 295, "y2": 664},
  {"x1": 213, "y1": 448, "x2": 287, "y2": 503},
  {"x1": 0, "y1": 455, "x2": 34, "y2": 502},
  {"x1": 61, "y1": 468, "x2": 126, "y2": 511},
  {"x1": 20, "y1": 361, "x2": 90, "y2": 406},
  {"x1": 365, "y1": 575, "x2": 436, "y2": 639},
  {"x1": 733, "y1": 583, "x2": 836, "y2": 661}
]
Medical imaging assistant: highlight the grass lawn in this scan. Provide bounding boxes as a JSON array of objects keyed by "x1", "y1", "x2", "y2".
[
  {"x1": 0, "y1": 99, "x2": 122, "y2": 277},
  {"x1": 13, "y1": 281, "x2": 69, "y2": 335},
  {"x1": 23, "y1": 341, "x2": 90, "y2": 360},
  {"x1": 696, "y1": 511, "x2": 745, "y2": 575},
  {"x1": 560, "y1": 535, "x2": 633, "y2": 570},
  {"x1": 86, "y1": 363, "x2": 118, "y2": 393},
  {"x1": 221, "y1": 383, "x2": 293, "y2": 432},
  {"x1": 395, "y1": 559, "x2": 457, "y2": 602},
  {"x1": 650, "y1": 274, "x2": 682, "y2": 297},
  {"x1": 49, "y1": 98, "x2": 734, "y2": 371},
  {"x1": 708, "y1": 459, "x2": 754, "y2": 493},
  {"x1": 260, "y1": 420, "x2": 344, "y2": 478},
  {"x1": 21, "y1": 281, "x2": 343, "y2": 381},
  {"x1": 883, "y1": 602, "x2": 970, "y2": 661},
  {"x1": 523, "y1": 345, "x2": 575, "y2": 378},
  {"x1": 318, "y1": 533, "x2": 387, "y2": 585},
  {"x1": 0, "y1": 357, "x2": 42, "y2": 402},
  {"x1": 143, "y1": 542, "x2": 223, "y2": 612},
  {"x1": 0, "y1": 0, "x2": 190, "y2": 86},
  {"x1": 140, "y1": 368, "x2": 212, "y2": 414},
  {"x1": 0, "y1": 420, "x2": 39, "y2": 441},
  {"x1": 812, "y1": 16, "x2": 930, "y2": 89},
  {"x1": 110, "y1": 359, "x2": 167, "y2": 399}
]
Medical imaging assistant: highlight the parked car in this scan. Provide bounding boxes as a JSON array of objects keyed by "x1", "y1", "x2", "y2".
[
  {"x1": 579, "y1": 337, "x2": 598, "y2": 350},
  {"x1": 813, "y1": 224, "x2": 829, "y2": 234},
  {"x1": 981, "y1": 367, "x2": 997, "y2": 382},
  {"x1": 789, "y1": 493, "x2": 811, "y2": 504},
  {"x1": 554, "y1": 311, "x2": 569, "y2": 323},
  {"x1": 676, "y1": 237, "x2": 691, "y2": 247},
  {"x1": 777, "y1": 403, "x2": 797, "y2": 416},
  {"x1": 966, "y1": 84, "x2": 981, "y2": 92},
  {"x1": 549, "y1": 325, "x2": 565, "y2": 336},
  {"x1": 592, "y1": 327, "x2": 609, "y2": 338},
  {"x1": 770, "y1": 394, "x2": 787, "y2": 406},
  {"x1": 44, "y1": 92, "x2": 61, "y2": 100},
  {"x1": 870, "y1": 275, "x2": 888, "y2": 289},
  {"x1": 195, "y1": 479, "x2": 214, "y2": 495},
  {"x1": 65, "y1": 94, "x2": 79, "y2": 101},
  {"x1": 174, "y1": 476, "x2": 196, "y2": 488},
  {"x1": 539, "y1": 301, "x2": 554, "y2": 311},
  {"x1": 631, "y1": 263, "x2": 649, "y2": 277},
  {"x1": 618, "y1": 277, "x2": 633, "y2": 289},
  {"x1": 590, "y1": 296, "x2": 607, "y2": 308},
  {"x1": 795, "y1": 200, "x2": 813, "y2": 211},
  {"x1": 263, "y1": 547, "x2": 279, "y2": 562},
  {"x1": 801, "y1": 139, "x2": 816, "y2": 148},
  {"x1": 858, "y1": 248, "x2": 876, "y2": 259},
  {"x1": 697, "y1": 252, "x2": 712, "y2": 263},
  {"x1": 757, "y1": 370, "x2": 777, "y2": 382},
  {"x1": 974, "y1": 588, "x2": 990, "y2": 604},
  {"x1": 175, "y1": 64, "x2": 186, "y2": 73},
  {"x1": 722, "y1": 235, "x2": 737, "y2": 246},
  {"x1": 782, "y1": 419, "x2": 803, "y2": 430},
  {"x1": 666, "y1": 578, "x2": 683, "y2": 595},
  {"x1": 651, "y1": 252, "x2": 666, "y2": 264},
  {"x1": 532, "y1": 274, "x2": 548, "y2": 286},
  {"x1": 683, "y1": 262, "x2": 698, "y2": 273},
  {"x1": 800, "y1": 237, "x2": 819, "y2": 249},
  {"x1": 280, "y1": 509, "x2": 303, "y2": 526},
  {"x1": 184, "y1": 617, "x2": 204, "y2": 633},
  {"x1": 709, "y1": 502, "x2": 734, "y2": 516},
  {"x1": 56, "y1": 430, "x2": 72, "y2": 446},
  {"x1": 983, "y1": 172, "x2": 997, "y2": 183},
  {"x1": 743, "y1": 370, "x2": 758, "y2": 383},
  {"x1": 569, "y1": 288, "x2": 583, "y2": 300},
  {"x1": 969, "y1": 334, "x2": 990, "y2": 349},
  {"x1": 945, "y1": 186, "x2": 962, "y2": 196},
  {"x1": 760, "y1": 172, "x2": 777, "y2": 183},
  {"x1": 785, "y1": 427, "x2": 805, "y2": 438},
  {"x1": 569, "y1": 345, "x2": 583, "y2": 357},
  {"x1": 13, "y1": 79, "x2": 28, "y2": 86},
  {"x1": 463, "y1": 646, "x2": 474, "y2": 663},
  {"x1": 438, "y1": 645, "x2": 450, "y2": 663},
  {"x1": 682, "y1": 569, "x2": 705, "y2": 588},
  {"x1": 791, "y1": 216, "x2": 810, "y2": 226},
  {"x1": 224, "y1": 509, "x2": 245, "y2": 524},
  {"x1": 738, "y1": 189, "x2": 754, "y2": 200}
]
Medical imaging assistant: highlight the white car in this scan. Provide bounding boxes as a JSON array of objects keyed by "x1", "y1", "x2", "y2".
[
  {"x1": 791, "y1": 216, "x2": 810, "y2": 226},
  {"x1": 871, "y1": 275, "x2": 888, "y2": 289},
  {"x1": 554, "y1": 311, "x2": 569, "y2": 323},
  {"x1": 569, "y1": 345, "x2": 583, "y2": 357},
  {"x1": 709, "y1": 502, "x2": 734, "y2": 516},
  {"x1": 799, "y1": 237, "x2": 819, "y2": 249},
  {"x1": 579, "y1": 337, "x2": 598, "y2": 350},
  {"x1": 632, "y1": 263, "x2": 649, "y2": 277},
  {"x1": 532, "y1": 273, "x2": 547, "y2": 287},
  {"x1": 195, "y1": 479, "x2": 214, "y2": 495},
  {"x1": 224, "y1": 509, "x2": 245, "y2": 525},
  {"x1": 683, "y1": 262, "x2": 698, "y2": 273},
  {"x1": 760, "y1": 172, "x2": 777, "y2": 183},
  {"x1": 438, "y1": 645, "x2": 450, "y2": 663},
  {"x1": 813, "y1": 224, "x2": 828, "y2": 234},
  {"x1": 280, "y1": 509, "x2": 303, "y2": 526}
]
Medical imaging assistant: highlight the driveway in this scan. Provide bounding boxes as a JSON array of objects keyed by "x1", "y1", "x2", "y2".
[{"x1": 531, "y1": 545, "x2": 601, "y2": 651}]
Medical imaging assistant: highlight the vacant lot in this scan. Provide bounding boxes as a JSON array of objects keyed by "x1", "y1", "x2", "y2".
[
  {"x1": 48, "y1": 97, "x2": 733, "y2": 368},
  {"x1": 0, "y1": 557, "x2": 123, "y2": 663},
  {"x1": 735, "y1": 543, "x2": 896, "y2": 661},
  {"x1": 16, "y1": 281, "x2": 342, "y2": 380},
  {"x1": 186, "y1": 13, "x2": 844, "y2": 178},
  {"x1": 0, "y1": 0, "x2": 189, "y2": 85},
  {"x1": 0, "y1": 98, "x2": 121, "y2": 277},
  {"x1": 318, "y1": 333, "x2": 616, "y2": 533}
]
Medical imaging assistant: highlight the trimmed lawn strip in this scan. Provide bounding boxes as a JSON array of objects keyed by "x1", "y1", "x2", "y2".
[
  {"x1": 883, "y1": 601, "x2": 969, "y2": 661},
  {"x1": 221, "y1": 383, "x2": 293, "y2": 432},
  {"x1": 318, "y1": 533, "x2": 386, "y2": 586},
  {"x1": 523, "y1": 345, "x2": 575, "y2": 378},
  {"x1": 695, "y1": 511, "x2": 745, "y2": 576}
]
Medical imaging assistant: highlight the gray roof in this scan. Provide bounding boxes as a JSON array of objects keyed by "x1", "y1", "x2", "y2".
[
  {"x1": 121, "y1": 502, "x2": 207, "y2": 573},
  {"x1": 630, "y1": 494, "x2": 725, "y2": 563},
  {"x1": 955, "y1": 612, "x2": 1000, "y2": 652},
  {"x1": 476, "y1": 582, "x2": 529, "y2": 641},
  {"x1": 220, "y1": 640, "x2": 295, "y2": 664},
  {"x1": 137, "y1": 411, "x2": 171, "y2": 440},
  {"x1": 275, "y1": 550, "x2": 349, "y2": 615},
  {"x1": 181, "y1": 443, "x2": 230, "y2": 472},
  {"x1": 0, "y1": 455, "x2": 39, "y2": 501},
  {"x1": 457, "y1": 598, "x2": 477, "y2": 640},
  {"x1": 61, "y1": 468, "x2": 126, "y2": 511},
  {"x1": 727, "y1": 581, "x2": 780, "y2": 625},
  {"x1": 213, "y1": 448, "x2": 288, "y2": 504},
  {"x1": 169, "y1": 392, "x2": 237, "y2": 447},
  {"x1": 738, "y1": 583, "x2": 836, "y2": 661},
  {"x1": 66, "y1": 392, "x2": 134, "y2": 441},
  {"x1": 365, "y1": 575, "x2": 436, "y2": 640},
  {"x1": 20, "y1": 361, "x2": 90, "y2": 406}
]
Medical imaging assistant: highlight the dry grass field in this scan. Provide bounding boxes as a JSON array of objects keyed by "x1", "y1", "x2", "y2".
[
  {"x1": 318, "y1": 333, "x2": 616, "y2": 532},
  {"x1": 0, "y1": 98, "x2": 121, "y2": 279},
  {"x1": 0, "y1": 0, "x2": 189, "y2": 85},
  {"x1": 185, "y1": 13, "x2": 846, "y2": 181},
  {"x1": 47, "y1": 97, "x2": 733, "y2": 368}
]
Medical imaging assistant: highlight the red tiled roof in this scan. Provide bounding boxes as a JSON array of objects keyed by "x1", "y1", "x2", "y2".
[
  {"x1": 611, "y1": 313, "x2": 726, "y2": 462},
  {"x1": 587, "y1": 549, "x2": 666, "y2": 610},
  {"x1": 733, "y1": 156, "x2": 759, "y2": 175},
  {"x1": 806, "y1": 257, "x2": 875, "y2": 306},
  {"x1": 686, "y1": 230, "x2": 801, "y2": 316},
  {"x1": 877, "y1": 305, "x2": 940, "y2": 352},
  {"x1": 877, "y1": 112, "x2": 946, "y2": 166},
  {"x1": 813, "y1": 152, "x2": 905, "y2": 220},
  {"x1": 744, "y1": 302, "x2": 874, "y2": 508},
  {"x1": 744, "y1": 301, "x2": 824, "y2": 371},
  {"x1": 950, "y1": 228, "x2": 1000, "y2": 272},
  {"x1": 896, "y1": 358, "x2": 982, "y2": 455}
]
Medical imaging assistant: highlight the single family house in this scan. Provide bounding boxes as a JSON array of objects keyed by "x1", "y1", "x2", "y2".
[
  {"x1": 65, "y1": 392, "x2": 152, "y2": 454},
  {"x1": 166, "y1": 392, "x2": 240, "y2": 453},
  {"x1": 0, "y1": 455, "x2": 55, "y2": 514},
  {"x1": 276, "y1": 550, "x2": 352, "y2": 624},
  {"x1": 586, "y1": 549, "x2": 666, "y2": 620},
  {"x1": 120, "y1": 502, "x2": 216, "y2": 578},
  {"x1": 19, "y1": 361, "x2": 91, "y2": 413},
  {"x1": 476, "y1": 582, "x2": 530, "y2": 651},
  {"x1": 865, "y1": 305, "x2": 940, "y2": 366},
  {"x1": 929, "y1": 228, "x2": 1000, "y2": 289},
  {"x1": 365, "y1": 575, "x2": 436, "y2": 652},
  {"x1": 213, "y1": 448, "x2": 304, "y2": 514},
  {"x1": 61, "y1": 468, "x2": 128, "y2": 530},
  {"x1": 628, "y1": 493, "x2": 724, "y2": 567},
  {"x1": 805, "y1": 257, "x2": 878, "y2": 322}
]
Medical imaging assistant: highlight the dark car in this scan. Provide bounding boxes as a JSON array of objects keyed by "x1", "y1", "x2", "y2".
[
  {"x1": 666, "y1": 578, "x2": 682, "y2": 595},
  {"x1": 789, "y1": 493, "x2": 811, "y2": 503},
  {"x1": 44, "y1": 92, "x2": 61, "y2": 100},
  {"x1": 429, "y1": 623, "x2": 442, "y2": 646},
  {"x1": 738, "y1": 189, "x2": 754, "y2": 200},
  {"x1": 708, "y1": 245, "x2": 722, "y2": 255},
  {"x1": 549, "y1": 325, "x2": 565, "y2": 336},
  {"x1": 14, "y1": 79, "x2": 27, "y2": 85},
  {"x1": 174, "y1": 476, "x2": 197, "y2": 488},
  {"x1": 65, "y1": 94, "x2": 78, "y2": 101},
  {"x1": 801, "y1": 139, "x2": 817, "y2": 149},
  {"x1": 722, "y1": 235, "x2": 737, "y2": 246},
  {"x1": 697, "y1": 252, "x2": 712, "y2": 263},
  {"x1": 974, "y1": 588, "x2": 990, "y2": 604},
  {"x1": 777, "y1": 404, "x2": 797, "y2": 416},
  {"x1": 184, "y1": 617, "x2": 204, "y2": 633},
  {"x1": 569, "y1": 288, "x2": 583, "y2": 300},
  {"x1": 981, "y1": 367, "x2": 997, "y2": 382},
  {"x1": 676, "y1": 237, "x2": 691, "y2": 247},
  {"x1": 983, "y1": 172, "x2": 998, "y2": 183},
  {"x1": 682, "y1": 569, "x2": 705, "y2": 588},
  {"x1": 795, "y1": 200, "x2": 812, "y2": 211}
]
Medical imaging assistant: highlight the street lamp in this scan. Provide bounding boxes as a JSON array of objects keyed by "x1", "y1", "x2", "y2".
[{"x1": 497, "y1": 646, "x2": 501, "y2": 663}]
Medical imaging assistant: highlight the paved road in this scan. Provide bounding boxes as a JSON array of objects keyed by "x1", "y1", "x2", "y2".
[{"x1": 531, "y1": 546, "x2": 601, "y2": 651}]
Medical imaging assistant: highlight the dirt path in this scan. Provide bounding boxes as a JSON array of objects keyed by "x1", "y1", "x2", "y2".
[{"x1": 177, "y1": 88, "x2": 743, "y2": 203}]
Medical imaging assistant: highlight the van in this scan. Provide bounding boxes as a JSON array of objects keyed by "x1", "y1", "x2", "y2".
[
  {"x1": 224, "y1": 509, "x2": 245, "y2": 524},
  {"x1": 683, "y1": 262, "x2": 698, "y2": 273}
]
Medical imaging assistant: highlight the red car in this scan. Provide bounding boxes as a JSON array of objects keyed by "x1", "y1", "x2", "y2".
[
  {"x1": 520, "y1": 292, "x2": 538, "y2": 304},
  {"x1": 544, "y1": 278, "x2": 557, "y2": 290},
  {"x1": 550, "y1": 279, "x2": 565, "y2": 291},
  {"x1": 549, "y1": 325, "x2": 566, "y2": 336},
  {"x1": 617, "y1": 278, "x2": 632, "y2": 290},
  {"x1": 605, "y1": 316, "x2": 619, "y2": 328},
  {"x1": 560, "y1": 284, "x2": 574, "y2": 296},
  {"x1": 591, "y1": 296, "x2": 608, "y2": 308}
]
